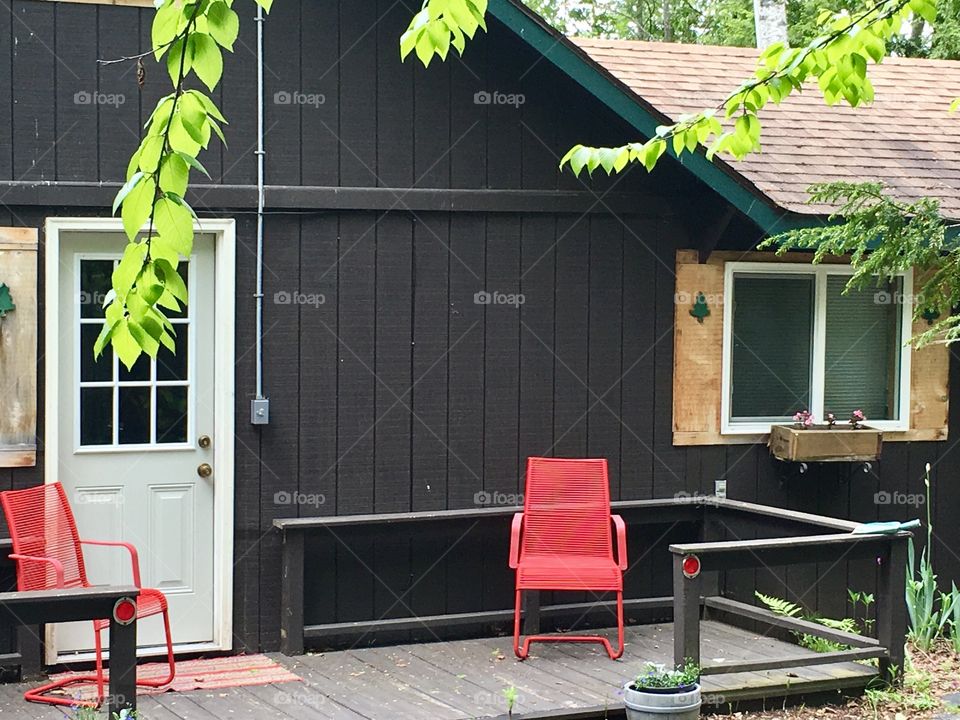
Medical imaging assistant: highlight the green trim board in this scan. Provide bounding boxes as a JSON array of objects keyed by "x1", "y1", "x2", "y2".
[{"x1": 489, "y1": 0, "x2": 813, "y2": 235}]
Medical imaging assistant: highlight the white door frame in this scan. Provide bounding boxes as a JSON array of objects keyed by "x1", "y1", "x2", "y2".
[{"x1": 43, "y1": 216, "x2": 235, "y2": 660}]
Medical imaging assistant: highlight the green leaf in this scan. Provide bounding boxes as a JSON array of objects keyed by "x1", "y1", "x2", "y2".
[
  {"x1": 93, "y1": 318, "x2": 119, "y2": 359},
  {"x1": 168, "y1": 114, "x2": 202, "y2": 156},
  {"x1": 191, "y1": 91, "x2": 228, "y2": 123},
  {"x1": 113, "y1": 171, "x2": 145, "y2": 216},
  {"x1": 167, "y1": 37, "x2": 192, "y2": 86},
  {"x1": 253, "y1": 0, "x2": 273, "y2": 12},
  {"x1": 188, "y1": 33, "x2": 224, "y2": 91},
  {"x1": 179, "y1": 91, "x2": 207, "y2": 135},
  {"x1": 152, "y1": 2, "x2": 182, "y2": 60},
  {"x1": 176, "y1": 150, "x2": 211, "y2": 178},
  {"x1": 120, "y1": 175, "x2": 156, "y2": 241},
  {"x1": 206, "y1": 2, "x2": 239, "y2": 50},
  {"x1": 138, "y1": 261, "x2": 165, "y2": 305},
  {"x1": 113, "y1": 241, "x2": 148, "y2": 297},
  {"x1": 115, "y1": 320, "x2": 147, "y2": 369},
  {"x1": 137, "y1": 135, "x2": 165, "y2": 173},
  {"x1": 158, "y1": 153, "x2": 189, "y2": 197},
  {"x1": 156, "y1": 258, "x2": 189, "y2": 304},
  {"x1": 951, "y1": 98, "x2": 960, "y2": 114},
  {"x1": 153, "y1": 197, "x2": 194, "y2": 256}
]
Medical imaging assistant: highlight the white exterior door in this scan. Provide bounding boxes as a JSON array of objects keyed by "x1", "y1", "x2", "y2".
[{"x1": 46, "y1": 221, "x2": 233, "y2": 661}]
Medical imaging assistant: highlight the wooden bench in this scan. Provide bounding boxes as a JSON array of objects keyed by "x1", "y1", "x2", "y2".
[{"x1": 0, "y1": 586, "x2": 140, "y2": 714}]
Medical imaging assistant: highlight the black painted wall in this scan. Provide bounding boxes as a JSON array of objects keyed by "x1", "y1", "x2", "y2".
[{"x1": 1, "y1": 0, "x2": 958, "y2": 655}]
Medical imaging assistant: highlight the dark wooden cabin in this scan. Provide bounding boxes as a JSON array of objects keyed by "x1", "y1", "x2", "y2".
[{"x1": 0, "y1": 0, "x2": 957, "y2": 673}]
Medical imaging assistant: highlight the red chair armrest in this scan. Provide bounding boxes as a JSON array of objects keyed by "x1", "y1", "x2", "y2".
[
  {"x1": 611, "y1": 515, "x2": 627, "y2": 570},
  {"x1": 9, "y1": 554, "x2": 66, "y2": 588},
  {"x1": 81, "y1": 540, "x2": 142, "y2": 587},
  {"x1": 509, "y1": 513, "x2": 524, "y2": 569}
]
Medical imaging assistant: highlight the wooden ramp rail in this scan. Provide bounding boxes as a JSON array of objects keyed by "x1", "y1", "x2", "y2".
[{"x1": 670, "y1": 531, "x2": 909, "y2": 682}]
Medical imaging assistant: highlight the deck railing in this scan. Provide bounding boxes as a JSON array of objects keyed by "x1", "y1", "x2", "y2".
[
  {"x1": 670, "y1": 516, "x2": 908, "y2": 681},
  {"x1": 275, "y1": 496, "x2": 910, "y2": 681}
]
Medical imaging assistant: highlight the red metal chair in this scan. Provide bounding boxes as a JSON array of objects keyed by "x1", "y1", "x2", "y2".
[
  {"x1": 0, "y1": 482, "x2": 175, "y2": 708},
  {"x1": 509, "y1": 457, "x2": 627, "y2": 660}
]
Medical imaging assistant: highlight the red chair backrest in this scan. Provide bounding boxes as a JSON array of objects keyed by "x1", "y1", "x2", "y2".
[
  {"x1": 0, "y1": 482, "x2": 89, "y2": 591},
  {"x1": 521, "y1": 457, "x2": 613, "y2": 560}
]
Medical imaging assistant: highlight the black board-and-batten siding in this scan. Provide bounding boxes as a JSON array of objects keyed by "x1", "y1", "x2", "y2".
[{"x1": 1, "y1": 0, "x2": 957, "y2": 656}]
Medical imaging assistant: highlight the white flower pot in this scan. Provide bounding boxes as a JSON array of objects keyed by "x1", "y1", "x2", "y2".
[{"x1": 623, "y1": 681, "x2": 702, "y2": 719}]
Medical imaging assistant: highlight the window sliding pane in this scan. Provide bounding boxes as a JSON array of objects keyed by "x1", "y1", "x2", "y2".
[
  {"x1": 731, "y1": 274, "x2": 814, "y2": 420},
  {"x1": 823, "y1": 276, "x2": 902, "y2": 420}
]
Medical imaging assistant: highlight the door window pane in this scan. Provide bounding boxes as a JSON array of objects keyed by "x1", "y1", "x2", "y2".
[
  {"x1": 157, "y1": 327, "x2": 188, "y2": 381},
  {"x1": 118, "y1": 387, "x2": 151, "y2": 444},
  {"x1": 80, "y1": 388, "x2": 113, "y2": 445},
  {"x1": 80, "y1": 325, "x2": 112, "y2": 382},
  {"x1": 119, "y1": 352, "x2": 151, "y2": 382},
  {"x1": 824, "y1": 276, "x2": 903, "y2": 420},
  {"x1": 156, "y1": 387, "x2": 188, "y2": 443},
  {"x1": 79, "y1": 260, "x2": 112, "y2": 319},
  {"x1": 730, "y1": 274, "x2": 814, "y2": 420}
]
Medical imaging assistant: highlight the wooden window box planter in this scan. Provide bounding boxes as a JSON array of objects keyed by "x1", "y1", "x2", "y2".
[{"x1": 768, "y1": 424, "x2": 882, "y2": 463}]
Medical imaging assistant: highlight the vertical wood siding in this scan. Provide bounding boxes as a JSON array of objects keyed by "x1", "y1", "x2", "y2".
[{"x1": 2, "y1": 0, "x2": 959, "y2": 655}]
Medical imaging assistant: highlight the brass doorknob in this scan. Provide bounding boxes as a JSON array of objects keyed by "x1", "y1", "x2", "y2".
[
  {"x1": 197, "y1": 463, "x2": 213, "y2": 478},
  {"x1": 198, "y1": 435, "x2": 212, "y2": 449}
]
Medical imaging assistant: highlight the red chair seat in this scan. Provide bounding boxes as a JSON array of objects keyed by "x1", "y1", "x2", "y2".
[
  {"x1": 517, "y1": 555, "x2": 622, "y2": 591},
  {"x1": 94, "y1": 587, "x2": 168, "y2": 631}
]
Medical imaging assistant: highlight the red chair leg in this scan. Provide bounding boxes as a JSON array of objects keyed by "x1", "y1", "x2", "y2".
[
  {"x1": 611, "y1": 590, "x2": 625, "y2": 660},
  {"x1": 136, "y1": 607, "x2": 176, "y2": 687},
  {"x1": 513, "y1": 589, "x2": 527, "y2": 659}
]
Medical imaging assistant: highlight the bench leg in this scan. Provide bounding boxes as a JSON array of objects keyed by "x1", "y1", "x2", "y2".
[{"x1": 109, "y1": 612, "x2": 137, "y2": 715}]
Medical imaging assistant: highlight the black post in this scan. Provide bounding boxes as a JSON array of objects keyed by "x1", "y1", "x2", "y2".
[
  {"x1": 877, "y1": 536, "x2": 908, "y2": 683},
  {"x1": 16, "y1": 624, "x2": 42, "y2": 680},
  {"x1": 108, "y1": 604, "x2": 137, "y2": 715},
  {"x1": 280, "y1": 529, "x2": 305, "y2": 656},
  {"x1": 522, "y1": 591, "x2": 541, "y2": 635},
  {"x1": 673, "y1": 553, "x2": 701, "y2": 668}
]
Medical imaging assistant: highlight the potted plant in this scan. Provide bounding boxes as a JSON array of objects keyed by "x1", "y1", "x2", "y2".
[{"x1": 622, "y1": 661, "x2": 701, "y2": 719}]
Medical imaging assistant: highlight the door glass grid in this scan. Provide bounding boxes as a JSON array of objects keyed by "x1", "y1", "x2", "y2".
[{"x1": 78, "y1": 258, "x2": 191, "y2": 448}]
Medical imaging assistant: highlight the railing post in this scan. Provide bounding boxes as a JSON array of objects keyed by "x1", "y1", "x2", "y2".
[
  {"x1": 877, "y1": 535, "x2": 908, "y2": 683},
  {"x1": 280, "y1": 529, "x2": 305, "y2": 656},
  {"x1": 673, "y1": 552, "x2": 701, "y2": 668}
]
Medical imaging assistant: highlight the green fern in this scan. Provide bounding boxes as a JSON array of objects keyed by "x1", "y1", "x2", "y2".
[{"x1": 755, "y1": 591, "x2": 804, "y2": 619}]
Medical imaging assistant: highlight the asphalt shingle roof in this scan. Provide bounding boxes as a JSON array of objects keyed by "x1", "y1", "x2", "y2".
[{"x1": 572, "y1": 38, "x2": 960, "y2": 219}]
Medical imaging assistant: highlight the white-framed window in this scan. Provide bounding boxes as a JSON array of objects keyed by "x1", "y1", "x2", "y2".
[{"x1": 720, "y1": 262, "x2": 913, "y2": 435}]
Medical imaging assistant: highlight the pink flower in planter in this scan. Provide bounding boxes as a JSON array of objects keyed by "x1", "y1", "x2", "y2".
[
  {"x1": 826, "y1": 413, "x2": 837, "y2": 428},
  {"x1": 793, "y1": 410, "x2": 814, "y2": 428},
  {"x1": 849, "y1": 409, "x2": 866, "y2": 429}
]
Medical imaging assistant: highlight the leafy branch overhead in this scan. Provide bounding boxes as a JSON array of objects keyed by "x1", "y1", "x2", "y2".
[
  {"x1": 760, "y1": 181, "x2": 960, "y2": 347},
  {"x1": 400, "y1": 0, "x2": 489, "y2": 65},
  {"x1": 106, "y1": 0, "x2": 269, "y2": 369},
  {"x1": 560, "y1": 0, "x2": 945, "y2": 177}
]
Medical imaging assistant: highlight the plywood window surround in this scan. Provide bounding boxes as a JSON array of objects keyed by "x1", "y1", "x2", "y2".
[
  {"x1": 0, "y1": 228, "x2": 39, "y2": 467},
  {"x1": 673, "y1": 249, "x2": 949, "y2": 446}
]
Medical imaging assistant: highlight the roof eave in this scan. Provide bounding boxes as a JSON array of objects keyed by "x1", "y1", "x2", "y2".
[{"x1": 489, "y1": 0, "x2": 813, "y2": 235}]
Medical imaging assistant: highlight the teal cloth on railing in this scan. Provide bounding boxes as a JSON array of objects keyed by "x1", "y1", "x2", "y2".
[{"x1": 851, "y1": 519, "x2": 921, "y2": 535}]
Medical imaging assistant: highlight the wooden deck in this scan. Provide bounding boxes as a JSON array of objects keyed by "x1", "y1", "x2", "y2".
[{"x1": 0, "y1": 621, "x2": 876, "y2": 719}]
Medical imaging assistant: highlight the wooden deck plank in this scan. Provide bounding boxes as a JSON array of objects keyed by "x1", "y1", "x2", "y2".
[
  {"x1": 295, "y1": 649, "x2": 465, "y2": 719},
  {"x1": 345, "y1": 646, "x2": 498, "y2": 717},
  {"x1": 0, "y1": 619, "x2": 879, "y2": 719}
]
